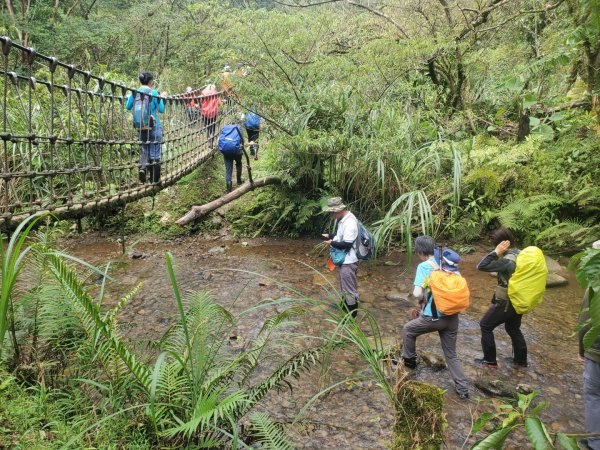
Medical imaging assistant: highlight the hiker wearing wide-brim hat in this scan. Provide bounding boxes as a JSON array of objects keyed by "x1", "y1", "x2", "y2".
[
  {"x1": 323, "y1": 197, "x2": 347, "y2": 214},
  {"x1": 321, "y1": 197, "x2": 360, "y2": 318}
]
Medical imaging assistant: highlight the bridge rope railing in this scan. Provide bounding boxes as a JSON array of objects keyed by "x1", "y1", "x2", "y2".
[{"x1": 0, "y1": 36, "x2": 238, "y2": 227}]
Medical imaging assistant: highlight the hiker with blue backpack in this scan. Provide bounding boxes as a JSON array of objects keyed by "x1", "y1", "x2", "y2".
[
  {"x1": 322, "y1": 197, "x2": 375, "y2": 319},
  {"x1": 218, "y1": 122, "x2": 245, "y2": 193},
  {"x1": 244, "y1": 111, "x2": 261, "y2": 160},
  {"x1": 126, "y1": 72, "x2": 166, "y2": 183},
  {"x1": 401, "y1": 236, "x2": 470, "y2": 400}
]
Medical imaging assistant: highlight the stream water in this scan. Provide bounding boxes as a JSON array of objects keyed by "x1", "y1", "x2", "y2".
[{"x1": 59, "y1": 233, "x2": 586, "y2": 449}]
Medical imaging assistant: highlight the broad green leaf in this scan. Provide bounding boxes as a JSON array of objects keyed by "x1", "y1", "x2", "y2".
[
  {"x1": 502, "y1": 411, "x2": 521, "y2": 428},
  {"x1": 523, "y1": 93, "x2": 537, "y2": 109},
  {"x1": 529, "y1": 116, "x2": 541, "y2": 128},
  {"x1": 524, "y1": 417, "x2": 553, "y2": 450},
  {"x1": 536, "y1": 124, "x2": 555, "y2": 141},
  {"x1": 583, "y1": 325, "x2": 600, "y2": 350},
  {"x1": 556, "y1": 433, "x2": 579, "y2": 450},
  {"x1": 471, "y1": 412, "x2": 495, "y2": 434},
  {"x1": 471, "y1": 426, "x2": 513, "y2": 449},
  {"x1": 548, "y1": 112, "x2": 566, "y2": 122}
]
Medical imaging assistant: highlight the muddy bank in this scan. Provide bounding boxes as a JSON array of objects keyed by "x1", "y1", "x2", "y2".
[{"x1": 60, "y1": 233, "x2": 585, "y2": 449}]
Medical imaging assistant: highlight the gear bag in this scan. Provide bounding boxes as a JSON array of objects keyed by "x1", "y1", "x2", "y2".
[
  {"x1": 132, "y1": 89, "x2": 154, "y2": 131},
  {"x1": 244, "y1": 112, "x2": 261, "y2": 129},
  {"x1": 428, "y1": 260, "x2": 470, "y2": 315},
  {"x1": 507, "y1": 246, "x2": 547, "y2": 314},
  {"x1": 355, "y1": 221, "x2": 375, "y2": 260},
  {"x1": 218, "y1": 125, "x2": 243, "y2": 155}
]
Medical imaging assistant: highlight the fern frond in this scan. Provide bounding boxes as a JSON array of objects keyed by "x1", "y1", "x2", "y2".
[
  {"x1": 46, "y1": 254, "x2": 152, "y2": 393},
  {"x1": 105, "y1": 283, "x2": 142, "y2": 327},
  {"x1": 235, "y1": 346, "x2": 324, "y2": 421},
  {"x1": 249, "y1": 412, "x2": 295, "y2": 450}
]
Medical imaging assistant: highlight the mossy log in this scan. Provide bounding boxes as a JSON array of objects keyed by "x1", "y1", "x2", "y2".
[{"x1": 175, "y1": 176, "x2": 281, "y2": 225}]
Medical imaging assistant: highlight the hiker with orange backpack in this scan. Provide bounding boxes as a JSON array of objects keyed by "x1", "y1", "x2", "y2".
[
  {"x1": 401, "y1": 236, "x2": 470, "y2": 400},
  {"x1": 475, "y1": 228, "x2": 547, "y2": 369}
]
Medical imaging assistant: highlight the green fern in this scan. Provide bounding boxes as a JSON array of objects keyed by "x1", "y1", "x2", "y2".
[
  {"x1": 492, "y1": 194, "x2": 564, "y2": 231},
  {"x1": 249, "y1": 412, "x2": 295, "y2": 450}
]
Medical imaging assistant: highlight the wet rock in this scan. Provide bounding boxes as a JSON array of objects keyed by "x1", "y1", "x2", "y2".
[
  {"x1": 545, "y1": 255, "x2": 565, "y2": 274},
  {"x1": 386, "y1": 292, "x2": 408, "y2": 302},
  {"x1": 475, "y1": 378, "x2": 515, "y2": 397},
  {"x1": 159, "y1": 212, "x2": 171, "y2": 226},
  {"x1": 546, "y1": 273, "x2": 568, "y2": 287},
  {"x1": 420, "y1": 352, "x2": 446, "y2": 370},
  {"x1": 516, "y1": 383, "x2": 533, "y2": 394},
  {"x1": 384, "y1": 260, "x2": 400, "y2": 266},
  {"x1": 130, "y1": 251, "x2": 144, "y2": 259},
  {"x1": 208, "y1": 245, "x2": 227, "y2": 255}
]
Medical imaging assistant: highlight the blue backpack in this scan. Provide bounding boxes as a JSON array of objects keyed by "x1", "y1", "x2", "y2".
[
  {"x1": 218, "y1": 125, "x2": 243, "y2": 155},
  {"x1": 355, "y1": 221, "x2": 375, "y2": 260},
  {"x1": 245, "y1": 112, "x2": 261, "y2": 130},
  {"x1": 132, "y1": 89, "x2": 154, "y2": 130}
]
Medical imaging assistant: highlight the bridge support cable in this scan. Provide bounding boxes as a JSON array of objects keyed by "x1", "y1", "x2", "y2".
[{"x1": 0, "y1": 36, "x2": 237, "y2": 228}]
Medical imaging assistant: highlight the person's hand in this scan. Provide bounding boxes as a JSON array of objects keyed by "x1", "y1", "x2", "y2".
[
  {"x1": 160, "y1": 91, "x2": 167, "y2": 98},
  {"x1": 494, "y1": 240, "x2": 510, "y2": 256},
  {"x1": 324, "y1": 240, "x2": 332, "y2": 245}
]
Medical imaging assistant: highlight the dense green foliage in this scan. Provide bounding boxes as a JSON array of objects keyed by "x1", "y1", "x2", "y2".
[{"x1": 2, "y1": 0, "x2": 599, "y2": 250}]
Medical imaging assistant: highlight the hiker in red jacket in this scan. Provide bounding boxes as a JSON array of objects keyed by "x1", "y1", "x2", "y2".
[{"x1": 200, "y1": 84, "x2": 222, "y2": 149}]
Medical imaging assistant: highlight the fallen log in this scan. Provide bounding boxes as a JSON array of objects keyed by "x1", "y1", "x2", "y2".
[{"x1": 175, "y1": 176, "x2": 282, "y2": 225}]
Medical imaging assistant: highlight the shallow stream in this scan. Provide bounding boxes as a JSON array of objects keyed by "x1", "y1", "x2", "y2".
[{"x1": 60, "y1": 233, "x2": 585, "y2": 449}]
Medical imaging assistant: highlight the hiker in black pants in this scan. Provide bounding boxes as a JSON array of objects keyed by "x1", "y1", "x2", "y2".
[{"x1": 475, "y1": 228, "x2": 527, "y2": 369}]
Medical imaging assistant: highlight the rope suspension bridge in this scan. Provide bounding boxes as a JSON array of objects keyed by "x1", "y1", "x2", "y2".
[{"x1": 0, "y1": 36, "x2": 237, "y2": 228}]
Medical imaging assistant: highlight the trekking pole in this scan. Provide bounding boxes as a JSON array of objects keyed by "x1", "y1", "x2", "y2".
[{"x1": 242, "y1": 144, "x2": 254, "y2": 185}]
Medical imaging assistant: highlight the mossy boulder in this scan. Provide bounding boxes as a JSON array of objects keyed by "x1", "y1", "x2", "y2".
[{"x1": 392, "y1": 380, "x2": 446, "y2": 450}]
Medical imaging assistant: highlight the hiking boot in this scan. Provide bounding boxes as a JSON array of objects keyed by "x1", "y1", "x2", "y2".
[
  {"x1": 474, "y1": 358, "x2": 498, "y2": 369},
  {"x1": 226, "y1": 181, "x2": 232, "y2": 193},
  {"x1": 338, "y1": 300, "x2": 358, "y2": 319},
  {"x1": 504, "y1": 357, "x2": 528, "y2": 368},
  {"x1": 403, "y1": 357, "x2": 417, "y2": 370},
  {"x1": 138, "y1": 169, "x2": 146, "y2": 183},
  {"x1": 237, "y1": 177, "x2": 244, "y2": 185}
]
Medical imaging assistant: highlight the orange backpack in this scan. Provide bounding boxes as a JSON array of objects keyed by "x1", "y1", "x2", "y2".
[{"x1": 427, "y1": 261, "x2": 470, "y2": 315}]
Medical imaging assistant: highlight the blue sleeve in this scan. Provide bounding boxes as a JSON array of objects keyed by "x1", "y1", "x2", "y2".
[
  {"x1": 151, "y1": 90, "x2": 164, "y2": 114},
  {"x1": 413, "y1": 262, "x2": 431, "y2": 287},
  {"x1": 125, "y1": 94, "x2": 134, "y2": 110}
]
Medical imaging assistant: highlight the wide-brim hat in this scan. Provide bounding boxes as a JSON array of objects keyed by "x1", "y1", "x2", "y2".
[
  {"x1": 323, "y1": 197, "x2": 346, "y2": 213},
  {"x1": 441, "y1": 248, "x2": 460, "y2": 273}
]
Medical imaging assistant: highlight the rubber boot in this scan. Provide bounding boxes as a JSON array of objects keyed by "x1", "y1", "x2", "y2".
[{"x1": 226, "y1": 181, "x2": 232, "y2": 193}]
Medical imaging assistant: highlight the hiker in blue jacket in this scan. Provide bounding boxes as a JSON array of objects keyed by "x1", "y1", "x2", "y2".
[
  {"x1": 218, "y1": 122, "x2": 245, "y2": 193},
  {"x1": 126, "y1": 72, "x2": 165, "y2": 183},
  {"x1": 244, "y1": 111, "x2": 261, "y2": 160}
]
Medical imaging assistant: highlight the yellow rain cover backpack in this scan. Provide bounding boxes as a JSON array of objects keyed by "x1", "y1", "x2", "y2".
[{"x1": 507, "y1": 246, "x2": 548, "y2": 314}]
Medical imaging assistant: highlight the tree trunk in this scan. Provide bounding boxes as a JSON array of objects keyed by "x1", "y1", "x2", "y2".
[{"x1": 175, "y1": 176, "x2": 281, "y2": 225}]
